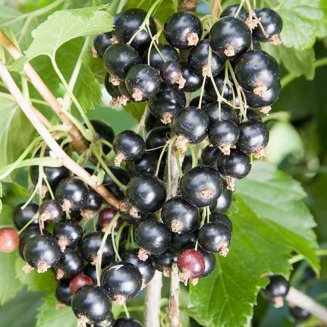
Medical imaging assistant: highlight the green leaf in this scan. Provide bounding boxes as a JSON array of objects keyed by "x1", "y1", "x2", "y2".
[
  {"x1": 189, "y1": 162, "x2": 319, "y2": 327},
  {"x1": 279, "y1": 0, "x2": 324, "y2": 50},
  {"x1": 123, "y1": 102, "x2": 146, "y2": 121},
  {"x1": 36, "y1": 294, "x2": 76, "y2": 327},
  {"x1": 0, "y1": 252, "x2": 23, "y2": 305},
  {"x1": 0, "y1": 204, "x2": 14, "y2": 228},
  {"x1": 15, "y1": 257, "x2": 56, "y2": 293}
]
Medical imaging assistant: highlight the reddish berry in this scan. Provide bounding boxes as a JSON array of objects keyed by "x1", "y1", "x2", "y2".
[
  {"x1": 69, "y1": 274, "x2": 93, "y2": 294},
  {"x1": 0, "y1": 228, "x2": 19, "y2": 253}
]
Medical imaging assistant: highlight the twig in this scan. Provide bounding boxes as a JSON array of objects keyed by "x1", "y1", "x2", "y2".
[
  {"x1": 286, "y1": 287, "x2": 327, "y2": 323},
  {"x1": 0, "y1": 59, "x2": 120, "y2": 209},
  {"x1": 168, "y1": 264, "x2": 181, "y2": 327},
  {"x1": 178, "y1": 0, "x2": 198, "y2": 12}
]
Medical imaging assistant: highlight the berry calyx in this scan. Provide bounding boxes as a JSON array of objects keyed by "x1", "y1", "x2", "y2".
[
  {"x1": 54, "y1": 221, "x2": 83, "y2": 252},
  {"x1": 39, "y1": 200, "x2": 63, "y2": 225},
  {"x1": 0, "y1": 228, "x2": 19, "y2": 253},
  {"x1": 160, "y1": 61, "x2": 186, "y2": 89},
  {"x1": 54, "y1": 248, "x2": 84, "y2": 280}
]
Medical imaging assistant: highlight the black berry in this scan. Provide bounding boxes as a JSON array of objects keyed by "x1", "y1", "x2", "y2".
[
  {"x1": 13, "y1": 203, "x2": 39, "y2": 229},
  {"x1": 144, "y1": 44, "x2": 179, "y2": 69},
  {"x1": 54, "y1": 221, "x2": 83, "y2": 251}
]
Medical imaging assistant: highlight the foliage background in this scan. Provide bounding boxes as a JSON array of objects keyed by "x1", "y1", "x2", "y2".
[{"x1": 0, "y1": 0, "x2": 327, "y2": 326}]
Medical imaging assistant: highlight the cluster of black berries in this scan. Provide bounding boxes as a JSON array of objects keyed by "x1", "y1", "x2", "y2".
[{"x1": 0, "y1": 3, "x2": 284, "y2": 327}]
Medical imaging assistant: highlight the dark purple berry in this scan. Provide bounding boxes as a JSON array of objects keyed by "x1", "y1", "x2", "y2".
[
  {"x1": 54, "y1": 221, "x2": 83, "y2": 251},
  {"x1": 94, "y1": 32, "x2": 116, "y2": 58},
  {"x1": 114, "y1": 318, "x2": 142, "y2": 327},
  {"x1": 181, "y1": 64, "x2": 203, "y2": 92},
  {"x1": 210, "y1": 186, "x2": 232, "y2": 213},
  {"x1": 144, "y1": 44, "x2": 179, "y2": 69},
  {"x1": 201, "y1": 146, "x2": 222, "y2": 169},
  {"x1": 54, "y1": 248, "x2": 84, "y2": 280},
  {"x1": 125, "y1": 152, "x2": 157, "y2": 177},
  {"x1": 262, "y1": 275, "x2": 290, "y2": 307},
  {"x1": 200, "y1": 250, "x2": 216, "y2": 277},
  {"x1": 209, "y1": 212, "x2": 233, "y2": 232},
  {"x1": 203, "y1": 103, "x2": 238, "y2": 125},
  {"x1": 177, "y1": 249, "x2": 205, "y2": 284},
  {"x1": 160, "y1": 61, "x2": 186, "y2": 89},
  {"x1": 90, "y1": 119, "x2": 115, "y2": 155},
  {"x1": 70, "y1": 274, "x2": 93, "y2": 294},
  {"x1": 30, "y1": 165, "x2": 70, "y2": 189},
  {"x1": 39, "y1": 200, "x2": 63, "y2": 223},
  {"x1": 13, "y1": 203, "x2": 39, "y2": 229},
  {"x1": 220, "y1": 4, "x2": 248, "y2": 21},
  {"x1": 55, "y1": 279, "x2": 73, "y2": 306}
]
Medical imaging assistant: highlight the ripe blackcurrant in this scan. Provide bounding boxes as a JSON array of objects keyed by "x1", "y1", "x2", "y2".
[
  {"x1": 39, "y1": 200, "x2": 63, "y2": 223},
  {"x1": 180, "y1": 166, "x2": 222, "y2": 207},
  {"x1": 201, "y1": 146, "x2": 222, "y2": 169},
  {"x1": 126, "y1": 174, "x2": 166, "y2": 213},
  {"x1": 209, "y1": 212, "x2": 233, "y2": 232},
  {"x1": 220, "y1": 4, "x2": 248, "y2": 21},
  {"x1": 245, "y1": 109, "x2": 262, "y2": 122},
  {"x1": 125, "y1": 152, "x2": 157, "y2": 177},
  {"x1": 200, "y1": 250, "x2": 216, "y2": 277},
  {"x1": 205, "y1": 75, "x2": 234, "y2": 100},
  {"x1": 103, "y1": 43, "x2": 140, "y2": 81},
  {"x1": 102, "y1": 166, "x2": 130, "y2": 200},
  {"x1": 181, "y1": 64, "x2": 203, "y2": 92},
  {"x1": 55, "y1": 279, "x2": 73, "y2": 306},
  {"x1": 23, "y1": 234, "x2": 62, "y2": 273},
  {"x1": 80, "y1": 232, "x2": 114, "y2": 266},
  {"x1": 145, "y1": 126, "x2": 170, "y2": 152},
  {"x1": 82, "y1": 190, "x2": 103, "y2": 215},
  {"x1": 210, "y1": 186, "x2": 232, "y2": 213},
  {"x1": 13, "y1": 203, "x2": 39, "y2": 229},
  {"x1": 104, "y1": 73, "x2": 121, "y2": 99},
  {"x1": 94, "y1": 32, "x2": 116, "y2": 58},
  {"x1": 161, "y1": 196, "x2": 199, "y2": 234},
  {"x1": 55, "y1": 248, "x2": 84, "y2": 280},
  {"x1": 18, "y1": 226, "x2": 45, "y2": 258},
  {"x1": 262, "y1": 275, "x2": 290, "y2": 308},
  {"x1": 170, "y1": 232, "x2": 196, "y2": 254},
  {"x1": 145, "y1": 111, "x2": 165, "y2": 132},
  {"x1": 177, "y1": 249, "x2": 205, "y2": 284},
  {"x1": 189, "y1": 94, "x2": 212, "y2": 107},
  {"x1": 237, "y1": 120, "x2": 269, "y2": 157},
  {"x1": 173, "y1": 107, "x2": 209, "y2": 145},
  {"x1": 72, "y1": 285, "x2": 112, "y2": 325},
  {"x1": 30, "y1": 165, "x2": 70, "y2": 189},
  {"x1": 113, "y1": 130, "x2": 145, "y2": 165},
  {"x1": 83, "y1": 263, "x2": 98, "y2": 284},
  {"x1": 160, "y1": 61, "x2": 186, "y2": 89},
  {"x1": 125, "y1": 64, "x2": 161, "y2": 101},
  {"x1": 164, "y1": 12, "x2": 202, "y2": 49},
  {"x1": 55, "y1": 178, "x2": 89, "y2": 211},
  {"x1": 148, "y1": 84, "x2": 186, "y2": 124},
  {"x1": 114, "y1": 318, "x2": 142, "y2": 327},
  {"x1": 143, "y1": 44, "x2": 179, "y2": 69},
  {"x1": 209, "y1": 120, "x2": 240, "y2": 155},
  {"x1": 289, "y1": 305, "x2": 310, "y2": 321},
  {"x1": 97, "y1": 208, "x2": 117, "y2": 231},
  {"x1": 209, "y1": 17, "x2": 251, "y2": 59},
  {"x1": 198, "y1": 222, "x2": 231, "y2": 256},
  {"x1": 235, "y1": 50, "x2": 279, "y2": 96},
  {"x1": 0, "y1": 228, "x2": 19, "y2": 253},
  {"x1": 152, "y1": 250, "x2": 177, "y2": 275},
  {"x1": 90, "y1": 119, "x2": 115, "y2": 154},
  {"x1": 101, "y1": 262, "x2": 142, "y2": 303},
  {"x1": 188, "y1": 40, "x2": 225, "y2": 77},
  {"x1": 135, "y1": 219, "x2": 172, "y2": 258},
  {"x1": 203, "y1": 103, "x2": 238, "y2": 125},
  {"x1": 69, "y1": 274, "x2": 93, "y2": 294},
  {"x1": 54, "y1": 221, "x2": 83, "y2": 251}
]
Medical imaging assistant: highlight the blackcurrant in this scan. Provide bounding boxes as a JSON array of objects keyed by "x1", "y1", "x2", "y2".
[
  {"x1": 245, "y1": 109, "x2": 262, "y2": 122},
  {"x1": 210, "y1": 186, "x2": 232, "y2": 213},
  {"x1": 90, "y1": 119, "x2": 115, "y2": 154},
  {"x1": 145, "y1": 111, "x2": 165, "y2": 132},
  {"x1": 18, "y1": 226, "x2": 45, "y2": 258},
  {"x1": 13, "y1": 203, "x2": 39, "y2": 229},
  {"x1": 200, "y1": 250, "x2": 216, "y2": 277},
  {"x1": 97, "y1": 208, "x2": 118, "y2": 231},
  {"x1": 205, "y1": 75, "x2": 234, "y2": 100},
  {"x1": 180, "y1": 166, "x2": 223, "y2": 207},
  {"x1": 181, "y1": 64, "x2": 203, "y2": 92},
  {"x1": 82, "y1": 190, "x2": 103, "y2": 214},
  {"x1": 203, "y1": 103, "x2": 238, "y2": 125},
  {"x1": 30, "y1": 165, "x2": 70, "y2": 189},
  {"x1": 177, "y1": 249, "x2": 205, "y2": 284},
  {"x1": 173, "y1": 106, "x2": 209, "y2": 145},
  {"x1": 55, "y1": 248, "x2": 84, "y2": 280},
  {"x1": 164, "y1": 12, "x2": 202, "y2": 49},
  {"x1": 23, "y1": 234, "x2": 62, "y2": 273},
  {"x1": 170, "y1": 232, "x2": 196, "y2": 254},
  {"x1": 161, "y1": 196, "x2": 199, "y2": 234},
  {"x1": 126, "y1": 174, "x2": 166, "y2": 213},
  {"x1": 235, "y1": 50, "x2": 279, "y2": 96},
  {"x1": 188, "y1": 40, "x2": 225, "y2": 77},
  {"x1": 201, "y1": 146, "x2": 222, "y2": 169},
  {"x1": 69, "y1": 274, "x2": 94, "y2": 294},
  {"x1": 160, "y1": 61, "x2": 186, "y2": 89},
  {"x1": 103, "y1": 44, "x2": 140, "y2": 81},
  {"x1": 39, "y1": 200, "x2": 63, "y2": 223},
  {"x1": 114, "y1": 318, "x2": 142, "y2": 327},
  {"x1": 125, "y1": 152, "x2": 157, "y2": 177},
  {"x1": 181, "y1": 152, "x2": 193, "y2": 173},
  {"x1": 148, "y1": 84, "x2": 186, "y2": 124},
  {"x1": 54, "y1": 221, "x2": 83, "y2": 251},
  {"x1": 145, "y1": 126, "x2": 170, "y2": 152},
  {"x1": 0, "y1": 228, "x2": 19, "y2": 253},
  {"x1": 94, "y1": 32, "x2": 116, "y2": 58},
  {"x1": 143, "y1": 44, "x2": 179, "y2": 69},
  {"x1": 220, "y1": 4, "x2": 248, "y2": 21},
  {"x1": 135, "y1": 219, "x2": 172, "y2": 258},
  {"x1": 289, "y1": 305, "x2": 310, "y2": 321},
  {"x1": 55, "y1": 279, "x2": 73, "y2": 306},
  {"x1": 262, "y1": 275, "x2": 290, "y2": 308},
  {"x1": 101, "y1": 262, "x2": 142, "y2": 303},
  {"x1": 83, "y1": 263, "x2": 98, "y2": 284},
  {"x1": 55, "y1": 178, "x2": 89, "y2": 211},
  {"x1": 102, "y1": 166, "x2": 130, "y2": 200},
  {"x1": 210, "y1": 17, "x2": 251, "y2": 59},
  {"x1": 209, "y1": 212, "x2": 233, "y2": 232},
  {"x1": 105, "y1": 73, "x2": 121, "y2": 99},
  {"x1": 152, "y1": 250, "x2": 177, "y2": 274},
  {"x1": 125, "y1": 64, "x2": 161, "y2": 101},
  {"x1": 113, "y1": 130, "x2": 145, "y2": 165},
  {"x1": 72, "y1": 285, "x2": 112, "y2": 325},
  {"x1": 198, "y1": 222, "x2": 231, "y2": 256},
  {"x1": 189, "y1": 94, "x2": 212, "y2": 108}
]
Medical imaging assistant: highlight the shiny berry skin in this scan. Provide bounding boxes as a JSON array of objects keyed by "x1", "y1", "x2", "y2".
[
  {"x1": 189, "y1": 40, "x2": 225, "y2": 77},
  {"x1": 23, "y1": 234, "x2": 62, "y2": 273},
  {"x1": 126, "y1": 174, "x2": 166, "y2": 213},
  {"x1": 220, "y1": 4, "x2": 248, "y2": 21},
  {"x1": 94, "y1": 32, "x2": 115, "y2": 58},
  {"x1": 114, "y1": 318, "x2": 142, "y2": 327},
  {"x1": 253, "y1": 8, "x2": 283, "y2": 42},
  {"x1": 135, "y1": 219, "x2": 172, "y2": 256},
  {"x1": 145, "y1": 111, "x2": 165, "y2": 132},
  {"x1": 13, "y1": 203, "x2": 39, "y2": 229},
  {"x1": 209, "y1": 120, "x2": 240, "y2": 152},
  {"x1": 245, "y1": 109, "x2": 262, "y2": 122},
  {"x1": 80, "y1": 232, "x2": 114, "y2": 265},
  {"x1": 170, "y1": 232, "x2": 196, "y2": 254},
  {"x1": 103, "y1": 44, "x2": 140, "y2": 80},
  {"x1": 55, "y1": 178, "x2": 89, "y2": 211},
  {"x1": 173, "y1": 106, "x2": 209, "y2": 144},
  {"x1": 72, "y1": 285, "x2": 112, "y2": 325},
  {"x1": 144, "y1": 44, "x2": 179, "y2": 69},
  {"x1": 54, "y1": 221, "x2": 83, "y2": 251},
  {"x1": 161, "y1": 196, "x2": 199, "y2": 234},
  {"x1": 189, "y1": 95, "x2": 212, "y2": 108},
  {"x1": 0, "y1": 228, "x2": 19, "y2": 253},
  {"x1": 82, "y1": 190, "x2": 103, "y2": 213},
  {"x1": 180, "y1": 166, "x2": 223, "y2": 208},
  {"x1": 205, "y1": 75, "x2": 234, "y2": 100},
  {"x1": 164, "y1": 12, "x2": 202, "y2": 49},
  {"x1": 97, "y1": 208, "x2": 117, "y2": 231},
  {"x1": 18, "y1": 226, "x2": 44, "y2": 258},
  {"x1": 83, "y1": 263, "x2": 98, "y2": 284},
  {"x1": 102, "y1": 166, "x2": 130, "y2": 200},
  {"x1": 198, "y1": 222, "x2": 231, "y2": 255},
  {"x1": 39, "y1": 200, "x2": 63, "y2": 223},
  {"x1": 182, "y1": 64, "x2": 203, "y2": 92},
  {"x1": 125, "y1": 152, "x2": 157, "y2": 177},
  {"x1": 146, "y1": 126, "x2": 170, "y2": 152},
  {"x1": 121, "y1": 249, "x2": 155, "y2": 285},
  {"x1": 149, "y1": 84, "x2": 186, "y2": 124},
  {"x1": 177, "y1": 249, "x2": 205, "y2": 283},
  {"x1": 101, "y1": 262, "x2": 142, "y2": 303},
  {"x1": 262, "y1": 275, "x2": 290, "y2": 300},
  {"x1": 237, "y1": 120, "x2": 269, "y2": 155},
  {"x1": 55, "y1": 279, "x2": 72, "y2": 306},
  {"x1": 30, "y1": 165, "x2": 70, "y2": 189},
  {"x1": 55, "y1": 248, "x2": 84, "y2": 280},
  {"x1": 244, "y1": 80, "x2": 281, "y2": 108},
  {"x1": 210, "y1": 186, "x2": 232, "y2": 213},
  {"x1": 153, "y1": 250, "x2": 177, "y2": 271},
  {"x1": 289, "y1": 306, "x2": 310, "y2": 321},
  {"x1": 203, "y1": 103, "x2": 238, "y2": 125},
  {"x1": 105, "y1": 73, "x2": 121, "y2": 98},
  {"x1": 201, "y1": 146, "x2": 222, "y2": 169},
  {"x1": 113, "y1": 130, "x2": 145, "y2": 164},
  {"x1": 115, "y1": 8, "x2": 157, "y2": 52},
  {"x1": 200, "y1": 250, "x2": 216, "y2": 277},
  {"x1": 160, "y1": 61, "x2": 186, "y2": 89},
  {"x1": 90, "y1": 119, "x2": 115, "y2": 154},
  {"x1": 125, "y1": 64, "x2": 161, "y2": 101},
  {"x1": 209, "y1": 212, "x2": 233, "y2": 232},
  {"x1": 219, "y1": 149, "x2": 251, "y2": 179},
  {"x1": 69, "y1": 274, "x2": 93, "y2": 294},
  {"x1": 209, "y1": 17, "x2": 251, "y2": 59},
  {"x1": 235, "y1": 50, "x2": 279, "y2": 95}
]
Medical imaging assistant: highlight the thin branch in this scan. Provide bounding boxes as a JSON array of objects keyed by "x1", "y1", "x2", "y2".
[
  {"x1": 178, "y1": 0, "x2": 198, "y2": 12},
  {"x1": 168, "y1": 264, "x2": 181, "y2": 327},
  {"x1": 0, "y1": 59, "x2": 120, "y2": 209}
]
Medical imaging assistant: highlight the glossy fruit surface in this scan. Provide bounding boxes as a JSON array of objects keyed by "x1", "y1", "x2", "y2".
[
  {"x1": 114, "y1": 318, "x2": 142, "y2": 327},
  {"x1": 180, "y1": 166, "x2": 223, "y2": 207},
  {"x1": 55, "y1": 248, "x2": 84, "y2": 280},
  {"x1": 205, "y1": 75, "x2": 234, "y2": 100},
  {"x1": 144, "y1": 44, "x2": 179, "y2": 69},
  {"x1": 208, "y1": 120, "x2": 240, "y2": 150},
  {"x1": 102, "y1": 166, "x2": 130, "y2": 200},
  {"x1": 152, "y1": 250, "x2": 176, "y2": 272},
  {"x1": 104, "y1": 73, "x2": 121, "y2": 98},
  {"x1": 145, "y1": 126, "x2": 170, "y2": 152},
  {"x1": 262, "y1": 275, "x2": 290, "y2": 299},
  {"x1": 204, "y1": 103, "x2": 238, "y2": 125},
  {"x1": 160, "y1": 61, "x2": 186, "y2": 89},
  {"x1": 30, "y1": 165, "x2": 70, "y2": 189},
  {"x1": 125, "y1": 152, "x2": 157, "y2": 177},
  {"x1": 39, "y1": 200, "x2": 63, "y2": 222},
  {"x1": 55, "y1": 279, "x2": 72, "y2": 305},
  {"x1": 13, "y1": 203, "x2": 39, "y2": 229},
  {"x1": 18, "y1": 226, "x2": 44, "y2": 258},
  {"x1": 0, "y1": 228, "x2": 19, "y2": 253},
  {"x1": 90, "y1": 119, "x2": 115, "y2": 154},
  {"x1": 209, "y1": 212, "x2": 233, "y2": 232},
  {"x1": 177, "y1": 249, "x2": 205, "y2": 282},
  {"x1": 200, "y1": 250, "x2": 216, "y2": 277},
  {"x1": 82, "y1": 190, "x2": 103, "y2": 213},
  {"x1": 220, "y1": 4, "x2": 248, "y2": 21},
  {"x1": 210, "y1": 186, "x2": 232, "y2": 213},
  {"x1": 164, "y1": 12, "x2": 203, "y2": 49},
  {"x1": 97, "y1": 208, "x2": 118, "y2": 231},
  {"x1": 170, "y1": 232, "x2": 196, "y2": 254},
  {"x1": 54, "y1": 221, "x2": 83, "y2": 251},
  {"x1": 219, "y1": 149, "x2": 251, "y2": 179},
  {"x1": 94, "y1": 32, "x2": 115, "y2": 57},
  {"x1": 69, "y1": 274, "x2": 93, "y2": 294},
  {"x1": 181, "y1": 64, "x2": 203, "y2": 92},
  {"x1": 145, "y1": 111, "x2": 165, "y2": 132},
  {"x1": 201, "y1": 146, "x2": 222, "y2": 169}
]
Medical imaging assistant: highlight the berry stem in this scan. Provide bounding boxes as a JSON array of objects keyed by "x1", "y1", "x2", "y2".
[{"x1": 168, "y1": 264, "x2": 181, "y2": 327}]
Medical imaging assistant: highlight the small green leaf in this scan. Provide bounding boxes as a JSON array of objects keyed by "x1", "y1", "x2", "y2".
[
  {"x1": 0, "y1": 204, "x2": 14, "y2": 228},
  {"x1": 36, "y1": 294, "x2": 76, "y2": 327},
  {"x1": 0, "y1": 252, "x2": 23, "y2": 305},
  {"x1": 123, "y1": 102, "x2": 146, "y2": 121}
]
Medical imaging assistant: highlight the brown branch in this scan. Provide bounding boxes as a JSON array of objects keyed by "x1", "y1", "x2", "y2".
[
  {"x1": 0, "y1": 59, "x2": 120, "y2": 209},
  {"x1": 178, "y1": 0, "x2": 198, "y2": 12},
  {"x1": 211, "y1": 0, "x2": 222, "y2": 19},
  {"x1": 168, "y1": 264, "x2": 181, "y2": 327},
  {"x1": 0, "y1": 30, "x2": 88, "y2": 153}
]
